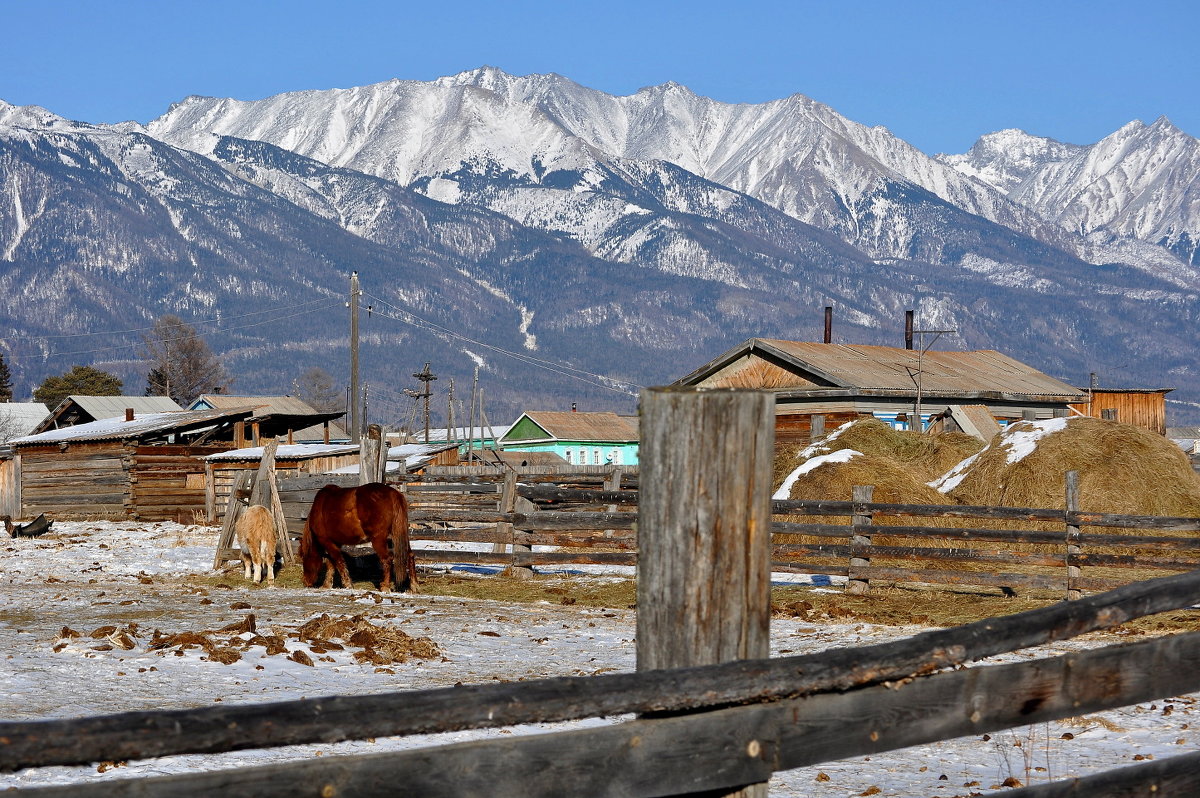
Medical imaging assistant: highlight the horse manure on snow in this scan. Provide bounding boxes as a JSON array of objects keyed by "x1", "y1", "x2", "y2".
[{"x1": 53, "y1": 612, "x2": 440, "y2": 668}]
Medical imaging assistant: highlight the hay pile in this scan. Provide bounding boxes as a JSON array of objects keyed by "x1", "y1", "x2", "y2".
[
  {"x1": 774, "y1": 418, "x2": 984, "y2": 504},
  {"x1": 934, "y1": 417, "x2": 1200, "y2": 516}
]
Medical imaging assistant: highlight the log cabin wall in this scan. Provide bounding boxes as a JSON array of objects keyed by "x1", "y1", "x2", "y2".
[
  {"x1": 130, "y1": 445, "x2": 228, "y2": 523},
  {"x1": 774, "y1": 412, "x2": 862, "y2": 449},
  {"x1": 18, "y1": 443, "x2": 129, "y2": 520}
]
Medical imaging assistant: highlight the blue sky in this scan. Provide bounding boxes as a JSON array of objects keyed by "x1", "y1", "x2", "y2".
[{"x1": 1, "y1": 0, "x2": 1195, "y2": 154}]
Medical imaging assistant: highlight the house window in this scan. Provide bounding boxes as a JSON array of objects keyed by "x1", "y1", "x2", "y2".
[
  {"x1": 565, "y1": 450, "x2": 573, "y2": 464},
  {"x1": 611, "y1": 449, "x2": 621, "y2": 465}
]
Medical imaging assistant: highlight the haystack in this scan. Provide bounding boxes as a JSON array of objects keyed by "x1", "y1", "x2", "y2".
[
  {"x1": 774, "y1": 417, "x2": 984, "y2": 492},
  {"x1": 935, "y1": 417, "x2": 1200, "y2": 517},
  {"x1": 775, "y1": 448, "x2": 948, "y2": 507}
]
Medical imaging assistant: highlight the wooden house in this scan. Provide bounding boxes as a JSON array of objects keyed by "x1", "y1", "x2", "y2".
[
  {"x1": 673, "y1": 339, "x2": 1087, "y2": 447},
  {"x1": 499, "y1": 411, "x2": 640, "y2": 466},
  {"x1": 30, "y1": 395, "x2": 183, "y2": 434},
  {"x1": 10, "y1": 407, "x2": 258, "y2": 522},
  {"x1": 1068, "y1": 388, "x2": 1172, "y2": 435},
  {"x1": 188, "y1": 395, "x2": 348, "y2": 444}
]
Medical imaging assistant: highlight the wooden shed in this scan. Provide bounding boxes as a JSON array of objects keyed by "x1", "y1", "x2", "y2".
[
  {"x1": 9, "y1": 407, "x2": 256, "y2": 522},
  {"x1": 673, "y1": 339, "x2": 1087, "y2": 447},
  {"x1": 201, "y1": 443, "x2": 362, "y2": 522},
  {"x1": 1069, "y1": 388, "x2": 1172, "y2": 435}
]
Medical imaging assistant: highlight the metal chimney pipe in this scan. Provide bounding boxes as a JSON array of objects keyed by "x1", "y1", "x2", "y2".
[
  {"x1": 905, "y1": 310, "x2": 914, "y2": 350},
  {"x1": 823, "y1": 306, "x2": 832, "y2": 344}
]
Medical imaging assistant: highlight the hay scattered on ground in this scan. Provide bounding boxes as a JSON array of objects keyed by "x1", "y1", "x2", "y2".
[{"x1": 936, "y1": 417, "x2": 1200, "y2": 517}]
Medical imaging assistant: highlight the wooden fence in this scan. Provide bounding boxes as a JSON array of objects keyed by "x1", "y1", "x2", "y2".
[
  {"x1": 255, "y1": 465, "x2": 1200, "y2": 599},
  {"x1": 5, "y1": 388, "x2": 1200, "y2": 796},
  {"x1": 5, "y1": 550, "x2": 1200, "y2": 796}
]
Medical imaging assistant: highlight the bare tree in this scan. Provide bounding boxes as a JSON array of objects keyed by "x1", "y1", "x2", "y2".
[
  {"x1": 294, "y1": 367, "x2": 343, "y2": 413},
  {"x1": 141, "y1": 315, "x2": 231, "y2": 406}
]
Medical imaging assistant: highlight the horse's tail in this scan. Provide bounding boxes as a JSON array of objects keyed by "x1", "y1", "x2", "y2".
[{"x1": 390, "y1": 489, "x2": 417, "y2": 593}]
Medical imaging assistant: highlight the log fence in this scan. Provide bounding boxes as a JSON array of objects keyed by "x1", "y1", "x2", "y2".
[
  {"x1": 6, "y1": 390, "x2": 1200, "y2": 795},
  {"x1": 261, "y1": 464, "x2": 1200, "y2": 598}
]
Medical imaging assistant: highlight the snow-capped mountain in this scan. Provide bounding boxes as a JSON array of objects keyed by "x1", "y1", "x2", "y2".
[
  {"x1": 4, "y1": 71, "x2": 1200, "y2": 422},
  {"x1": 941, "y1": 118, "x2": 1200, "y2": 267}
]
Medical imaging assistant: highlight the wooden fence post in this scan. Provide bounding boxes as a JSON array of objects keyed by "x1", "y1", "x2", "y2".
[
  {"x1": 1066, "y1": 469, "x2": 1082, "y2": 600},
  {"x1": 637, "y1": 387, "x2": 774, "y2": 798},
  {"x1": 847, "y1": 484, "x2": 874, "y2": 595},
  {"x1": 359, "y1": 425, "x2": 385, "y2": 484}
]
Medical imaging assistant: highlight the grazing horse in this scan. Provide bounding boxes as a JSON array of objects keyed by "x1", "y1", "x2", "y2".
[
  {"x1": 235, "y1": 504, "x2": 277, "y2": 586},
  {"x1": 299, "y1": 482, "x2": 418, "y2": 593}
]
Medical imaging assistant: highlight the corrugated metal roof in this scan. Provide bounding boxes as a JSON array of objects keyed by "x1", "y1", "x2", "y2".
[
  {"x1": 203, "y1": 443, "x2": 360, "y2": 461},
  {"x1": 11, "y1": 407, "x2": 256, "y2": 446},
  {"x1": 680, "y1": 339, "x2": 1086, "y2": 401},
  {"x1": 70, "y1": 395, "x2": 184, "y2": 418},
  {"x1": 511, "y1": 411, "x2": 639, "y2": 443},
  {"x1": 191, "y1": 395, "x2": 348, "y2": 440},
  {"x1": 0, "y1": 403, "x2": 50, "y2": 439}
]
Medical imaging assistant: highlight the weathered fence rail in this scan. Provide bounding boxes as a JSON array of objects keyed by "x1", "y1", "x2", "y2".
[
  {"x1": 5, "y1": 563, "x2": 1200, "y2": 795},
  {"x1": 262, "y1": 466, "x2": 1200, "y2": 596}
]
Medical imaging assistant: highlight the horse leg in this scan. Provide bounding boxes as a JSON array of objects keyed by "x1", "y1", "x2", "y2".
[
  {"x1": 369, "y1": 534, "x2": 394, "y2": 592},
  {"x1": 321, "y1": 543, "x2": 353, "y2": 588}
]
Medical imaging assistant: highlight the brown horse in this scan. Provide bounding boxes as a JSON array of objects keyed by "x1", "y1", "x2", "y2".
[{"x1": 299, "y1": 482, "x2": 418, "y2": 593}]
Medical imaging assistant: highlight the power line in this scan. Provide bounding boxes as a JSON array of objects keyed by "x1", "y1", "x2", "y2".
[
  {"x1": 0, "y1": 296, "x2": 338, "y2": 344},
  {"x1": 15, "y1": 300, "x2": 345, "y2": 360},
  {"x1": 361, "y1": 291, "x2": 641, "y2": 396}
]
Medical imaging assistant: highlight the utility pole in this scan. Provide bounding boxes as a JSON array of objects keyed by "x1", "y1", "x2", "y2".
[
  {"x1": 349, "y1": 272, "x2": 361, "y2": 444},
  {"x1": 413, "y1": 361, "x2": 437, "y2": 443},
  {"x1": 446, "y1": 378, "x2": 455, "y2": 443},
  {"x1": 907, "y1": 326, "x2": 956, "y2": 432}
]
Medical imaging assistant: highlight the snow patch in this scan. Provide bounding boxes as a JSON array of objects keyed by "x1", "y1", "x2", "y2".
[{"x1": 773, "y1": 449, "x2": 861, "y2": 500}]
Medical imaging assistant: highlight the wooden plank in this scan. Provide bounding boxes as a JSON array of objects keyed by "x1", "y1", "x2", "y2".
[
  {"x1": 513, "y1": 531, "x2": 637, "y2": 549},
  {"x1": 512, "y1": 551, "x2": 636, "y2": 567},
  {"x1": 848, "y1": 565, "x2": 1068, "y2": 591},
  {"x1": 12, "y1": 632, "x2": 1200, "y2": 798},
  {"x1": 773, "y1": 543, "x2": 1067, "y2": 568},
  {"x1": 5, "y1": 569, "x2": 1200, "y2": 775}
]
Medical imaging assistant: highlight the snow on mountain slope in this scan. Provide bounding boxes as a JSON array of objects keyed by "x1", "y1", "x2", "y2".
[
  {"x1": 439, "y1": 68, "x2": 1075, "y2": 257},
  {"x1": 148, "y1": 68, "x2": 1094, "y2": 280},
  {"x1": 942, "y1": 119, "x2": 1200, "y2": 267}
]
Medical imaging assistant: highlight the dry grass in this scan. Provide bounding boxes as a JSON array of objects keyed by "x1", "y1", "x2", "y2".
[
  {"x1": 946, "y1": 417, "x2": 1200, "y2": 517},
  {"x1": 184, "y1": 564, "x2": 1200, "y2": 634}
]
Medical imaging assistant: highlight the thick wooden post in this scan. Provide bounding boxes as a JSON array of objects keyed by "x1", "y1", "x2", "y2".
[
  {"x1": 359, "y1": 425, "x2": 384, "y2": 485},
  {"x1": 1066, "y1": 469, "x2": 1082, "y2": 600},
  {"x1": 637, "y1": 387, "x2": 773, "y2": 798},
  {"x1": 847, "y1": 484, "x2": 874, "y2": 595}
]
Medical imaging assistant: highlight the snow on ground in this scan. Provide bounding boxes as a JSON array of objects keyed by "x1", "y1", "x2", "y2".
[{"x1": 2, "y1": 521, "x2": 1198, "y2": 795}]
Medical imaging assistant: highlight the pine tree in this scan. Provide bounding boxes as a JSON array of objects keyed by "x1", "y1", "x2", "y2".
[
  {"x1": 33, "y1": 365, "x2": 123, "y2": 410},
  {"x1": 0, "y1": 351, "x2": 12, "y2": 402}
]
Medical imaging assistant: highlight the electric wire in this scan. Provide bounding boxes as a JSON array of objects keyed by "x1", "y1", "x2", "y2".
[
  {"x1": 16, "y1": 300, "x2": 345, "y2": 360},
  {"x1": 0, "y1": 296, "x2": 338, "y2": 343},
  {"x1": 361, "y1": 291, "x2": 641, "y2": 396}
]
